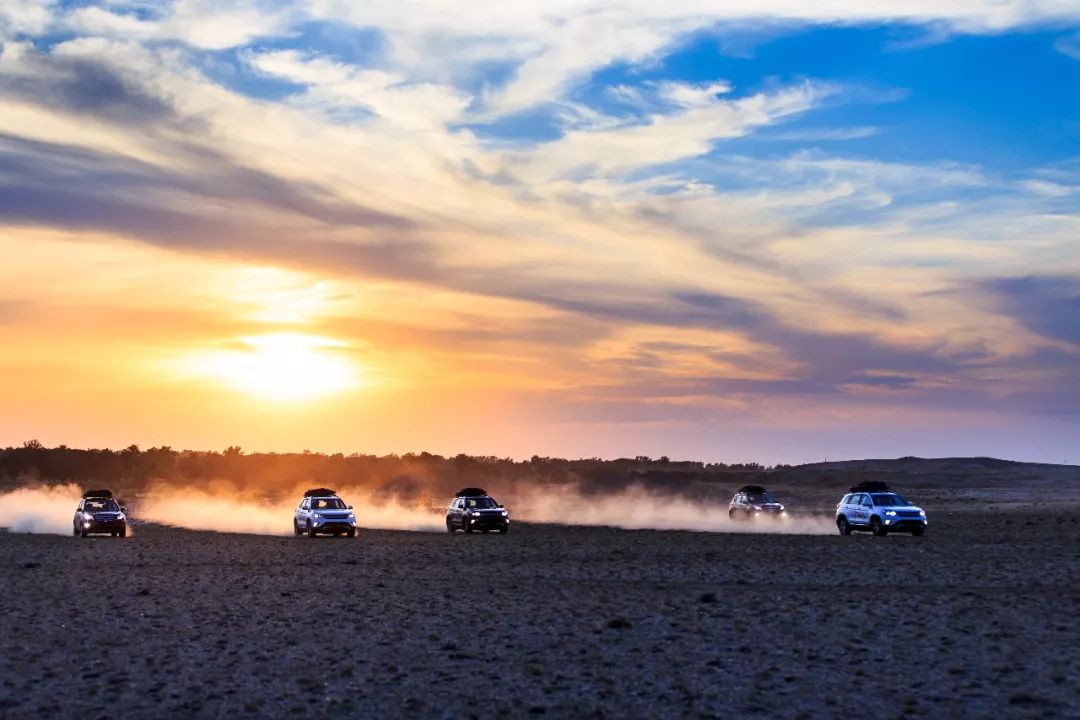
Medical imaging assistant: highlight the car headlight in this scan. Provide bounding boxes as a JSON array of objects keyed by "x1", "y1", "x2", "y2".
[
  {"x1": 117, "y1": 513, "x2": 125, "y2": 521},
  {"x1": 885, "y1": 511, "x2": 897, "y2": 516},
  {"x1": 919, "y1": 510, "x2": 926, "y2": 516},
  {"x1": 501, "y1": 510, "x2": 508, "y2": 517},
  {"x1": 470, "y1": 511, "x2": 480, "y2": 517}
]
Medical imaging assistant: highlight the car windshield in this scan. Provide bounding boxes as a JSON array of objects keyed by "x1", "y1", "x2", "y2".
[
  {"x1": 746, "y1": 492, "x2": 774, "y2": 504},
  {"x1": 871, "y1": 493, "x2": 910, "y2": 507},
  {"x1": 84, "y1": 499, "x2": 119, "y2": 512},
  {"x1": 311, "y1": 498, "x2": 346, "y2": 510},
  {"x1": 462, "y1": 497, "x2": 498, "y2": 509}
]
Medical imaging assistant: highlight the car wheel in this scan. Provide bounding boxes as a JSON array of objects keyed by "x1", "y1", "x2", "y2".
[
  {"x1": 911, "y1": 526, "x2": 925, "y2": 537},
  {"x1": 728, "y1": 508, "x2": 737, "y2": 520},
  {"x1": 73, "y1": 524, "x2": 79, "y2": 537},
  {"x1": 307, "y1": 522, "x2": 317, "y2": 538},
  {"x1": 446, "y1": 519, "x2": 455, "y2": 533},
  {"x1": 464, "y1": 523, "x2": 474, "y2": 534},
  {"x1": 293, "y1": 520, "x2": 302, "y2": 536},
  {"x1": 119, "y1": 525, "x2": 126, "y2": 538},
  {"x1": 347, "y1": 527, "x2": 356, "y2": 538},
  {"x1": 499, "y1": 526, "x2": 509, "y2": 534},
  {"x1": 80, "y1": 527, "x2": 88, "y2": 538},
  {"x1": 870, "y1": 516, "x2": 888, "y2": 537},
  {"x1": 837, "y1": 516, "x2": 851, "y2": 536}
]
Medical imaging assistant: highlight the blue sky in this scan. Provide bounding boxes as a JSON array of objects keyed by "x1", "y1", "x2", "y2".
[{"x1": 0, "y1": 1, "x2": 1077, "y2": 463}]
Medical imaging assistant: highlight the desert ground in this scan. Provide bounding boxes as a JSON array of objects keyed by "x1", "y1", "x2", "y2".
[{"x1": 1, "y1": 495, "x2": 1077, "y2": 719}]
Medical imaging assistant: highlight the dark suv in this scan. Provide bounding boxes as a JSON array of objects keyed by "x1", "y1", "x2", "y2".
[
  {"x1": 728, "y1": 485, "x2": 786, "y2": 520},
  {"x1": 73, "y1": 490, "x2": 127, "y2": 537},
  {"x1": 446, "y1": 488, "x2": 509, "y2": 534}
]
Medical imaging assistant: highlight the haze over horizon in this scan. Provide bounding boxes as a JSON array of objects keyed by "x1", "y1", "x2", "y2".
[{"x1": 1, "y1": 1, "x2": 1077, "y2": 465}]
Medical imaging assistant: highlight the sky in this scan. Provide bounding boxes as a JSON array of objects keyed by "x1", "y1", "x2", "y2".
[{"x1": 0, "y1": 1, "x2": 1077, "y2": 464}]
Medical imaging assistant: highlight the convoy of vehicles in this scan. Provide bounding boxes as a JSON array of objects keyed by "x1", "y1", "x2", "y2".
[
  {"x1": 73, "y1": 489, "x2": 127, "y2": 538},
  {"x1": 293, "y1": 488, "x2": 357, "y2": 537},
  {"x1": 728, "y1": 485, "x2": 786, "y2": 520},
  {"x1": 54, "y1": 479, "x2": 927, "y2": 541},
  {"x1": 445, "y1": 487, "x2": 510, "y2": 534},
  {"x1": 835, "y1": 481, "x2": 927, "y2": 536}
]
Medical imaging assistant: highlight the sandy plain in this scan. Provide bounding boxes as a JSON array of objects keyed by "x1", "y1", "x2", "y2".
[{"x1": 1, "y1": 498, "x2": 1077, "y2": 719}]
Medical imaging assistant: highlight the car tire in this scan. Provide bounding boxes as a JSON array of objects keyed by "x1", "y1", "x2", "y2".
[
  {"x1": 446, "y1": 519, "x2": 455, "y2": 533},
  {"x1": 307, "y1": 522, "x2": 317, "y2": 538},
  {"x1": 293, "y1": 520, "x2": 302, "y2": 536},
  {"x1": 911, "y1": 526, "x2": 925, "y2": 537},
  {"x1": 870, "y1": 516, "x2": 888, "y2": 537},
  {"x1": 499, "y1": 526, "x2": 509, "y2": 534},
  {"x1": 80, "y1": 527, "x2": 88, "y2": 538},
  {"x1": 119, "y1": 526, "x2": 126, "y2": 538},
  {"x1": 73, "y1": 524, "x2": 79, "y2": 537},
  {"x1": 837, "y1": 516, "x2": 851, "y2": 536},
  {"x1": 464, "y1": 523, "x2": 474, "y2": 534},
  {"x1": 347, "y1": 528, "x2": 356, "y2": 538}
]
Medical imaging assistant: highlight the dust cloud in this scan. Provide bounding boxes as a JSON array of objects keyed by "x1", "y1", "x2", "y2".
[
  {"x1": 0, "y1": 484, "x2": 85, "y2": 535},
  {"x1": 514, "y1": 484, "x2": 837, "y2": 534},
  {"x1": 0, "y1": 482, "x2": 836, "y2": 536},
  {"x1": 135, "y1": 484, "x2": 445, "y2": 535}
]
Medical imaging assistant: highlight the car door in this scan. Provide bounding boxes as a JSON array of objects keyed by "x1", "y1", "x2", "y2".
[
  {"x1": 452, "y1": 498, "x2": 464, "y2": 528},
  {"x1": 847, "y1": 494, "x2": 863, "y2": 525},
  {"x1": 857, "y1": 494, "x2": 873, "y2": 525},
  {"x1": 863, "y1": 494, "x2": 877, "y2": 525},
  {"x1": 296, "y1": 498, "x2": 308, "y2": 527}
]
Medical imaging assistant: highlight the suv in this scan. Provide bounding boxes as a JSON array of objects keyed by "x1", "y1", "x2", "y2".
[
  {"x1": 729, "y1": 485, "x2": 786, "y2": 520},
  {"x1": 73, "y1": 489, "x2": 127, "y2": 538},
  {"x1": 835, "y1": 482, "x2": 926, "y2": 537},
  {"x1": 293, "y1": 488, "x2": 357, "y2": 538},
  {"x1": 446, "y1": 488, "x2": 509, "y2": 534}
]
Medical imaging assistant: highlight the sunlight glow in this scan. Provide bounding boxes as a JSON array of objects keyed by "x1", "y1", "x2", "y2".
[{"x1": 184, "y1": 334, "x2": 362, "y2": 402}]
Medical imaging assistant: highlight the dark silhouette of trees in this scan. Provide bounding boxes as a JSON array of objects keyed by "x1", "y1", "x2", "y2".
[{"x1": 0, "y1": 441, "x2": 793, "y2": 502}]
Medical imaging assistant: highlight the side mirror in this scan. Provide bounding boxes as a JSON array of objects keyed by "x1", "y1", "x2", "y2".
[
  {"x1": 497, "y1": 504, "x2": 504, "y2": 508},
  {"x1": 347, "y1": 505, "x2": 353, "y2": 510},
  {"x1": 120, "y1": 506, "x2": 127, "y2": 513}
]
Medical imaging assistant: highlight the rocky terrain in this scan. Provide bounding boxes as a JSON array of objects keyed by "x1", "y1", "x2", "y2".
[{"x1": 1, "y1": 496, "x2": 1077, "y2": 718}]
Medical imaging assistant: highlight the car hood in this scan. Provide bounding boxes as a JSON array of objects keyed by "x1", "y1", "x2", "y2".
[{"x1": 89, "y1": 512, "x2": 122, "y2": 520}]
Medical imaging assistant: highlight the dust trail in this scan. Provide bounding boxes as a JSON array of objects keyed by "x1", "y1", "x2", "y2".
[
  {"x1": 135, "y1": 484, "x2": 445, "y2": 535},
  {"x1": 514, "y1": 485, "x2": 837, "y2": 534},
  {"x1": 137, "y1": 487, "x2": 293, "y2": 535},
  {"x1": 0, "y1": 484, "x2": 85, "y2": 535}
]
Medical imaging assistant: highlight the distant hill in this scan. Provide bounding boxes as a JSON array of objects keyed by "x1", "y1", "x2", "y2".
[{"x1": 1, "y1": 443, "x2": 1075, "y2": 508}]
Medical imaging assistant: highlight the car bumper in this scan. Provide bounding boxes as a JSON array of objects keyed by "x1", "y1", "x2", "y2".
[
  {"x1": 465, "y1": 517, "x2": 509, "y2": 530},
  {"x1": 311, "y1": 520, "x2": 356, "y2": 533},
  {"x1": 883, "y1": 518, "x2": 926, "y2": 531},
  {"x1": 84, "y1": 521, "x2": 125, "y2": 533}
]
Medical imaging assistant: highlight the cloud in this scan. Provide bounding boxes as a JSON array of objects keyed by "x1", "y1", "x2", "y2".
[
  {"x1": 985, "y1": 276, "x2": 1080, "y2": 346},
  {"x1": 1, "y1": 1, "x2": 1079, "y2": 449},
  {"x1": 1055, "y1": 31, "x2": 1080, "y2": 60}
]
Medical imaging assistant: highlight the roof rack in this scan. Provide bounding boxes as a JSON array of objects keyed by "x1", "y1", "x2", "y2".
[
  {"x1": 454, "y1": 487, "x2": 488, "y2": 498},
  {"x1": 82, "y1": 489, "x2": 113, "y2": 499},
  {"x1": 303, "y1": 488, "x2": 337, "y2": 497},
  {"x1": 737, "y1": 484, "x2": 768, "y2": 494},
  {"x1": 849, "y1": 481, "x2": 891, "y2": 493}
]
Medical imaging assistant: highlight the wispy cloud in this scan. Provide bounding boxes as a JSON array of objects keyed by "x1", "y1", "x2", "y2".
[{"x1": 0, "y1": 1, "x2": 1077, "y2": 459}]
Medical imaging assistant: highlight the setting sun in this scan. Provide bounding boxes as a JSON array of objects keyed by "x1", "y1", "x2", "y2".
[{"x1": 181, "y1": 334, "x2": 362, "y2": 402}]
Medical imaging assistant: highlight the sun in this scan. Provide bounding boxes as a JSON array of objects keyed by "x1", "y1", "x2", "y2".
[{"x1": 184, "y1": 333, "x2": 362, "y2": 402}]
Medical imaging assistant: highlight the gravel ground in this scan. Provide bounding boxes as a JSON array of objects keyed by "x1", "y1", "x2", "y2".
[{"x1": 1, "y1": 506, "x2": 1077, "y2": 719}]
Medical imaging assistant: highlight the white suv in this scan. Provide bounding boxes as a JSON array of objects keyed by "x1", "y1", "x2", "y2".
[
  {"x1": 836, "y1": 484, "x2": 926, "y2": 537},
  {"x1": 294, "y1": 488, "x2": 357, "y2": 538}
]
